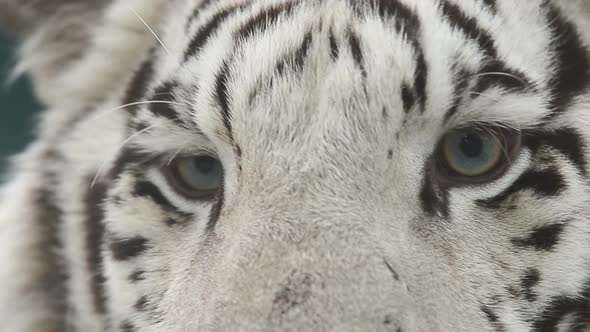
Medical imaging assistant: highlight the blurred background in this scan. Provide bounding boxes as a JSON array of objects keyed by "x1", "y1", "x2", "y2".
[{"x1": 0, "y1": 32, "x2": 39, "y2": 173}]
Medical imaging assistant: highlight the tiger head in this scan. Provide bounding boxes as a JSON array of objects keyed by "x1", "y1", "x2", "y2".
[{"x1": 1, "y1": 0, "x2": 590, "y2": 330}]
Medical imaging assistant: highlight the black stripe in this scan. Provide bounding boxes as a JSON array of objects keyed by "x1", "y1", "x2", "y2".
[
  {"x1": 206, "y1": 185, "x2": 225, "y2": 231},
  {"x1": 134, "y1": 180, "x2": 177, "y2": 212},
  {"x1": 364, "y1": 0, "x2": 419, "y2": 35},
  {"x1": 471, "y1": 62, "x2": 530, "y2": 95},
  {"x1": 531, "y1": 281, "x2": 590, "y2": 332},
  {"x1": 545, "y1": 4, "x2": 590, "y2": 117},
  {"x1": 477, "y1": 168, "x2": 565, "y2": 209},
  {"x1": 120, "y1": 321, "x2": 137, "y2": 332},
  {"x1": 185, "y1": 0, "x2": 215, "y2": 31},
  {"x1": 184, "y1": 6, "x2": 242, "y2": 62},
  {"x1": 401, "y1": 84, "x2": 416, "y2": 113},
  {"x1": 129, "y1": 270, "x2": 146, "y2": 282},
  {"x1": 439, "y1": 1, "x2": 531, "y2": 94},
  {"x1": 292, "y1": 31, "x2": 313, "y2": 70},
  {"x1": 481, "y1": 0, "x2": 497, "y2": 14},
  {"x1": 328, "y1": 29, "x2": 339, "y2": 60},
  {"x1": 481, "y1": 305, "x2": 506, "y2": 332},
  {"x1": 237, "y1": 2, "x2": 296, "y2": 40},
  {"x1": 84, "y1": 175, "x2": 108, "y2": 314},
  {"x1": 439, "y1": 0, "x2": 497, "y2": 58},
  {"x1": 524, "y1": 128, "x2": 587, "y2": 176},
  {"x1": 34, "y1": 153, "x2": 68, "y2": 330},
  {"x1": 362, "y1": 0, "x2": 427, "y2": 110},
  {"x1": 123, "y1": 54, "x2": 155, "y2": 108},
  {"x1": 511, "y1": 223, "x2": 566, "y2": 251},
  {"x1": 147, "y1": 81, "x2": 181, "y2": 121},
  {"x1": 134, "y1": 295, "x2": 148, "y2": 312},
  {"x1": 419, "y1": 165, "x2": 449, "y2": 217},
  {"x1": 521, "y1": 268, "x2": 541, "y2": 302},
  {"x1": 444, "y1": 68, "x2": 470, "y2": 120},
  {"x1": 110, "y1": 236, "x2": 149, "y2": 261},
  {"x1": 108, "y1": 148, "x2": 152, "y2": 181},
  {"x1": 348, "y1": 31, "x2": 366, "y2": 78},
  {"x1": 214, "y1": 60, "x2": 233, "y2": 135}
]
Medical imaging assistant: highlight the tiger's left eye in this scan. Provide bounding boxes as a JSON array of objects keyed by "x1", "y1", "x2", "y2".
[
  {"x1": 436, "y1": 126, "x2": 520, "y2": 184},
  {"x1": 163, "y1": 155, "x2": 223, "y2": 199}
]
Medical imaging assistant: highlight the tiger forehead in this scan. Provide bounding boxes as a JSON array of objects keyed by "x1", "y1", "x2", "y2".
[{"x1": 143, "y1": 0, "x2": 552, "y2": 144}]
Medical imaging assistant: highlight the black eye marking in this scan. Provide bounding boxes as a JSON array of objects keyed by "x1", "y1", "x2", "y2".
[
  {"x1": 134, "y1": 181, "x2": 177, "y2": 211},
  {"x1": 110, "y1": 236, "x2": 150, "y2": 261},
  {"x1": 476, "y1": 168, "x2": 565, "y2": 209},
  {"x1": 511, "y1": 223, "x2": 566, "y2": 251}
]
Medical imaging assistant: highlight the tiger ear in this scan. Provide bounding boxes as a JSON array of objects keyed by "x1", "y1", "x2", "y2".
[
  {"x1": 0, "y1": 0, "x2": 107, "y2": 38},
  {"x1": 0, "y1": 0, "x2": 165, "y2": 108}
]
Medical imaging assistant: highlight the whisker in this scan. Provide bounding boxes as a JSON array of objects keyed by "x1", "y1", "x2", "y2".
[
  {"x1": 129, "y1": 7, "x2": 172, "y2": 56},
  {"x1": 88, "y1": 100, "x2": 186, "y2": 122},
  {"x1": 468, "y1": 91, "x2": 498, "y2": 100},
  {"x1": 470, "y1": 71, "x2": 528, "y2": 86},
  {"x1": 91, "y1": 124, "x2": 158, "y2": 188}
]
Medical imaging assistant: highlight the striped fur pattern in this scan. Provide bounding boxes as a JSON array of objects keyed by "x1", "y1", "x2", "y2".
[{"x1": 0, "y1": 0, "x2": 589, "y2": 330}]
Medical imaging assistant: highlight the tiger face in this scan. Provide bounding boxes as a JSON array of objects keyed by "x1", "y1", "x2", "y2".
[{"x1": 1, "y1": 0, "x2": 589, "y2": 331}]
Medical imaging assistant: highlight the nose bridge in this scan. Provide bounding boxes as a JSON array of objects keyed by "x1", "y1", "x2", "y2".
[{"x1": 205, "y1": 204, "x2": 416, "y2": 330}]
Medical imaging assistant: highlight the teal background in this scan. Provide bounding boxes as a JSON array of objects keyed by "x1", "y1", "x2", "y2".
[{"x1": 0, "y1": 33, "x2": 40, "y2": 172}]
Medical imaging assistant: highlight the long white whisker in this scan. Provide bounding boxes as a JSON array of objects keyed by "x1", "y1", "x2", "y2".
[
  {"x1": 91, "y1": 124, "x2": 158, "y2": 188},
  {"x1": 470, "y1": 72, "x2": 528, "y2": 86},
  {"x1": 129, "y1": 7, "x2": 172, "y2": 56},
  {"x1": 468, "y1": 91, "x2": 498, "y2": 100},
  {"x1": 87, "y1": 100, "x2": 186, "y2": 122}
]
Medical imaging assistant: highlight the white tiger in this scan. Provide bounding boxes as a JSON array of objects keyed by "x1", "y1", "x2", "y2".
[{"x1": 0, "y1": 0, "x2": 589, "y2": 331}]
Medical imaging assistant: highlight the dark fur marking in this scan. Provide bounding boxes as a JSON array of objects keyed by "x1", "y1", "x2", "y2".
[
  {"x1": 123, "y1": 55, "x2": 155, "y2": 107},
  {"x1": 135, "y1": 181, "x2": 176, "y2": 212},
  {"x1": 472, "y1": 62, "x2": 530, "y2": 95},
  {"x1": 120, "y1": 321, "x2": 136, "y2": 332},
  {"x1": 401, "y1": 84, "x2": 416, "y2": 113},
  {"x1": 214, "y1": 60, "x2": 233, "y2": 136},
  {"x1": 329, "y1": 29, "x2": 339, "y2": 60},
  {"x1": 271, "y1": 271, "x2": 313, "y2": 317},
  {"x1": 147, "y1": 81, "x2": 181, "y2": 121},
  {"x1": 476, "y1": 168, "x2": 565, "y2": 209},
  {"x1": 184, "y1": 7, "x2": 240, "y2": 62},
  {"x1": 532, "y1": 282, "x2": 590, "y2": 331},
  {"x1": 383, "y1": 259, "x2": 400, "y2": 281},
  {"x1": 511, "y1": 223, "x2": 565, "y2": 251},
  {"x1": 481, "y1": 0, "x2": 497, "y2": 14},
  {"x1": 525, "y1": 128, "x2": 587, "y2": 176},
  {"x1": 481, "y1": 305, "x2": 505, "y2": 332},
  {"x1": 521, "y1": 268, "x2": 541, "y2": 302},
  {"x1": 110, "y1": 236, "x2": 149, "y2": 261},
  {"x1": 293, "y1": 31, "x2": 313, "y2": 70},
  {"x1": 348, "y1": 31, "x2": 366, "y2": 78},
  {"x1": 84, "y1": 175, "x2": 108, "y2": 314},
  {"x1": 444, "y1": 68, "x2": 470, "y2": 120},
  {"x1": 108, "y1": 148, "x2": 152, "y2": 181},
  {"x1": 439, "y1": 0, "x2": 497, "y2": 58},
  {"x1": 129, "y1": 270, "x2": 146, "y2": 282},
  {"x1": 135, "y1": 295, "x2": 148, "y2": 312},
  {"x1": 206, "y1": 185, "x2": 225, "y2": 231},
  {"x1": 545, "y1": 4, "x2": 590, "y2": 117},
  {"x1": 419, "y1": 165, "x2": 449, "y2": 217},
  {"x1": 34, "y1": 158, "x2": 68, "y2": 330},
  {"x1": 387, "y1": 149, "x2": 393, "y2": 160},
  {"x1": 237, "y1": 2, "x2": 296, "y2": 40}
]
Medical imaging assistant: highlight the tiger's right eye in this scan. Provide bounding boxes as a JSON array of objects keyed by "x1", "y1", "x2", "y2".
[{"x1": 163, "y1": 155, "x2": 223, "y2": 199}]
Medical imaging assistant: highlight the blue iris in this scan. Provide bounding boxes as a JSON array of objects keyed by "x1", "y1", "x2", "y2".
[{"x1": 443, "y1": 129, "x2": 502, "y2": 176}]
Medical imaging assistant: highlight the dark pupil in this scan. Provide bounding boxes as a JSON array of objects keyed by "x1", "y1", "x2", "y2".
[
  {"x1": 193, "y1": 157, "x2": 216, "y2": 173},
  {"x1": 459, "y1": 133, "x2": 483, "y2": 158}
]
